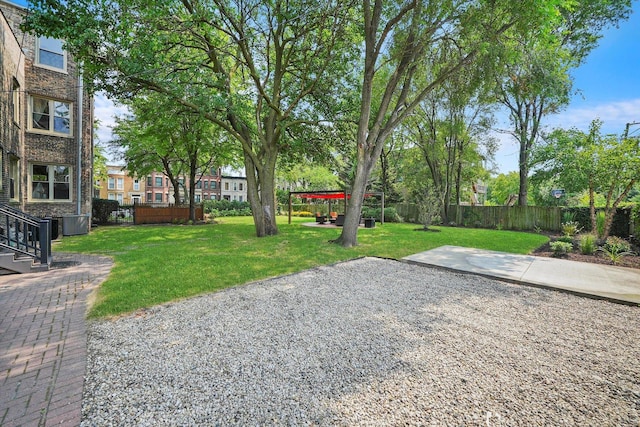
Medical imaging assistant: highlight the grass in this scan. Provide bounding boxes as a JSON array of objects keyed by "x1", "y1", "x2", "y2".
[{"x1": 55, "y1": 216, "x2": 549, "y2": 318}]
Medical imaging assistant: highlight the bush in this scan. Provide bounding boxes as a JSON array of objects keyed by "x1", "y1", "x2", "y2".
[
  {"x1": 595, "y1": 211, "x2": 606, "y2": 239},
  {"x1": 203, "y1": 200, "x2": 252, "y2": 217},
  {"x1": 599, "y1": 236, "x2": 634, "y2": 265},
  {"x1": 561, "y1": 221, "x2": 581, "y2": 237},
  {"x1": 556, "y1": 235, "x2": 574, "y2": 244},
  {"x1": 550, "y1": 241, "x2": 573, "y2": 257},
  {"x1": 602, "y1": 236, "x2": 632, "y2": 255},
  {"x1": 92, "y1": 198, "x2": 119, "y2": 225},
  {"x1": 579, "y1": 234, "x2": 597, "y2": 255},
  {"x1": 293, "y1": 211, "x2": 314, "y2": 217},
  {"x1": 361, "y1": 207, "x2": 402, "y2": 223}
]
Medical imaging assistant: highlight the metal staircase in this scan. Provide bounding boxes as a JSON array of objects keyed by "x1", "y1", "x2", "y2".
[{"x1": 0, "y1": 204, "x2": 52, "y2": 274}]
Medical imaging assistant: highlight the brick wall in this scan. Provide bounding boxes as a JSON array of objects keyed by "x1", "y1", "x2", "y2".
[{"x1": 0, "y1": 0, "x2": 93, "y2": 219}]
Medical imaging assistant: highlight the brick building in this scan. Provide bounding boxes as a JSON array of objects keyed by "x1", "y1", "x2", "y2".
[
  {"x1": 0, "y1": 1, "x2": 93, "y2": 230},
  {"x1": 97, "y1": 165, "x2": 144, "y2": 205}
]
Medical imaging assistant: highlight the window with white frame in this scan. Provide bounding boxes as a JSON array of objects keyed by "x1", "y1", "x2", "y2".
[
  {"x1": 117, "y1": 177, "x2": 124, "y2": 190},
  {"x1": 108, "y1": 193, "x2": 115, "y2": 200},
  {"x1": 133, "y1": 179, "x2": 140, "y2": 191},
  {"x1": 30, "y1": 164, "x2": 71, "y2": 201},
  {"x1": 116, "y1": 193, "x2": 123, "y2": 204},
  {"x1": 36, "y1": 36, "x2": 66, "y2": 72},
  {"x1": 30, "y1": 97, "x2": 72, "y2": 136},
  {"x1": 108, "y1": 177, "x2": 115, "y2": 189}
]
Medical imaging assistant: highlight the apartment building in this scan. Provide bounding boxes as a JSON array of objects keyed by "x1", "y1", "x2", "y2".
[
  {"x1": 0, "y1": 1, "x2": 93, "y2": 230},
  {"x1": 97, "y1": 165, "x2": 144, "y2": 205},
  {"x1": 221, "y1": 175, "x2": 248, "y2": 202}
]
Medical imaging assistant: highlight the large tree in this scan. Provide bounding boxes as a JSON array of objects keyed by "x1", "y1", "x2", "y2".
[
  {"x1": 334, "y1": 0, "x2": 564, "y2": 247},
  {"x1": 496, "y1": 0, "x2": 631, "y2": 206},
  {"x1": 25, "y1": 0, "x2": 358, "y2": 237},
  {"x1": 113, "y1": 93, "x2": 236, "y2": 221},
  {"x1": 532, "y1": 120, "x2": 640, "y2": 240}
]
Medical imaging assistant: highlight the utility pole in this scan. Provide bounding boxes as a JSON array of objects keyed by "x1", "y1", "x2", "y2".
[{"x1": 623, "y1": 121, "x2": 640, "y2": 139}]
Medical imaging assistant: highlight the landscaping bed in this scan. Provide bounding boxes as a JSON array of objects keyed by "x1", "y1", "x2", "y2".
[{"x1": 532, "y1": 235, "x2": 640, "y2": 270}]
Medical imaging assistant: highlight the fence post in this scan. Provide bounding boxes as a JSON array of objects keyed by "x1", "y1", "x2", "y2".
[{"x1": 39, "y1": 218, "x2": 51, "y2": 266}]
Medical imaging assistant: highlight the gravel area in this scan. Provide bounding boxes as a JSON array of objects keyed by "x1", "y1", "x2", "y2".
[{"x1": 82, "y1": 257, "x2": 640, "y2": 426}]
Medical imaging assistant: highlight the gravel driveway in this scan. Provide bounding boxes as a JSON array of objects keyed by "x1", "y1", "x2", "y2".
[{"x1": 82, "y1": 257, "x2": 640, "y2": 426}]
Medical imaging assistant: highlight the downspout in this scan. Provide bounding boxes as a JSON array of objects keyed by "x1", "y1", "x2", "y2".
[{"x1": 76, "y1": 68, "x2": 83, "y2": 214}]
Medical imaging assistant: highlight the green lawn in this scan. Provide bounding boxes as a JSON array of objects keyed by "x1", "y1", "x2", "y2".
[{"x1": 56, "y1": 216, "x2": 548, "y2": 318}]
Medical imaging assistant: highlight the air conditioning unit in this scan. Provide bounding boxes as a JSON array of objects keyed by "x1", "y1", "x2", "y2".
[{"x1": 62, "y1": 214, "x2": 89, "y2": 236}]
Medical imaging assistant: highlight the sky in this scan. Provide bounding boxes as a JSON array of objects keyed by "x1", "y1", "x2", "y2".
[{"x1": 9, "y1": 0, "x2": 640, "y2": 173}]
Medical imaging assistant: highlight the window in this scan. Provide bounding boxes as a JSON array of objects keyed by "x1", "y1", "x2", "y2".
[
  {"x1": 239, "y1": 196, "x2": 243, "y2": 202},
  {"x1": 239, "y1": 183, "x2": 243, "y2": 191},
  {"x1": 225, "y1": 182, "x2": 229, "y2": 190},
  {"x1": 211, "y1": 181, "x2": 217, "y2": 189},
  {"x1": 133, "y1": 179, "x2": 140, "y2": 191},
  {"x1": 155, "y1": 193, "x2": 163, "y2": 202},
  {"x1": 233, "y1": 183, "x2": 237, "y2": 191},
  {"x1": 9, "y1": 157, "x2": 19, "y2": 200},
  {"x1": 146, "y1": 192, "x2": 152, "y2": 202},
  {"x1": 116, "y1": 193, "x2": 123, "y2": 204},
  {"x1": 30, "y1": 97, "x2": 72, "y2": 136},
  {"x1": 147, "y1": 176, "x2": 152, "y2": 186},
  {"x1": 195, "y1": 194, "x2": 201, "y2": 203},
  {"x1": 36, "y1": 36, "x2": 66, "y2": 71},
  {"x1": 108, "y1": 177, "x2": 115, "y2": 190},
  {"x1": 195, "y1": 181, "x2": 201, "y2": 189},
  {"x1": 204, "y1": 180, "x2": 209, "y2": 189},
  {"x1": 165, "y1": 178, "x2": 169, "y2": 186},
  {"x1": 108, "y1": 193, "x2": 115, "y2": 200},
  {"x1": 155, "y1": 177, "x2": 162, "y2": 187},
  {"x1": 116, "y1": 178, "x2": 124, "y2": 190},
  {"x1": 30, "y1": 164, "x2": 71, "y2": 201},
  {"x1": 12, "y1": 79, "x2": 20, "y2": 125}
]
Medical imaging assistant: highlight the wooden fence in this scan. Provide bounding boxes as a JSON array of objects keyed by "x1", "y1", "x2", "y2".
[
  {"x1": 394, "y1": 203, "x2": 562, "y2": 231},
  {"x1": 134, "y1": 205, "x2": 203, "y2": 225},
  {"x1": 446, "y1": 205, "x2": 562, "y2": 231}
]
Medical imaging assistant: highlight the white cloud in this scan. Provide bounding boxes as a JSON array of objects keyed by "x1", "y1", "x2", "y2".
[
  {"x1": 545, "y1": 98, "x2": 640, "y2": 134},
  {"x1": 94, "y1": 92, "x2": 129, "y2": 144},
  {"x1": 491, "y1": 98, "x2": 640, "y2": 174}
]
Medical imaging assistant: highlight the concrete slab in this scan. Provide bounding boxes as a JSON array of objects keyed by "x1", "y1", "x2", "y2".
[{"x1": 403, "y1": 245, "x2": 640, "y2": 305}]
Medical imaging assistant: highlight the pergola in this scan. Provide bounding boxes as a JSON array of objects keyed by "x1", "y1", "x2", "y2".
[{"x1": 288, "y1": 190, "x2": 385, "y2": 225}]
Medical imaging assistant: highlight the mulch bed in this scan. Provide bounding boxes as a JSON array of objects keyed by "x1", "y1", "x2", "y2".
[{"x1": 532, "y1": 237, "x2": 640, "y2": 270}]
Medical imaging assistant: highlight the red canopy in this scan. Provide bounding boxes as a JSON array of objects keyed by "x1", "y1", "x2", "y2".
[{"x1": 296, "y1": 192, "x2": 375, "y2": 199}]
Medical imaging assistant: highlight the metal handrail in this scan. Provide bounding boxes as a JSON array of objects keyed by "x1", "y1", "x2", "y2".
[{"x1": 0, "y1": 204, "x2": 51, "y2": 267}]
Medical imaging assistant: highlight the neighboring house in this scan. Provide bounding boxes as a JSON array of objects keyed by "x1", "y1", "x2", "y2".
[
  {"x1": 94, "y1": 167, "x2": 245, "y2": 205},
  {"x1": 221, "y1": 175, "x2": 248, "y2": 202},
  {"x1": 0, "y1": 1, "x2": 93, "y2": 232},
  {"x1": 145, "y1": 171, "x2": 172, "y2": 205},
  {"x1": 97, "y1": 165, "x2": 144, "y2": 205}
]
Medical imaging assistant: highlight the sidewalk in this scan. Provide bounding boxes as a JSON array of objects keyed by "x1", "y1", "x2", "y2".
[
  {"x1": 0, "y1": 253, "x2": 113, "y2": 427},
  {"x1": 403, "y1": 245, "x2": 640, "y2": 305}
]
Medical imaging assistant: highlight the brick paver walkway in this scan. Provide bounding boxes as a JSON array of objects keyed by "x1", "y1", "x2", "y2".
[{"x1": 0, "y1": 253, "x2": 113, "y2": 426}]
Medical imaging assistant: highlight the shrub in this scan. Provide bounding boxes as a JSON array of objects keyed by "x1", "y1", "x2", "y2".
[
  {"x1": 293, "y1": 211, "x2": 314, "y2": 217},
  {"x1": 595, "y1": 211, "x2": 606, "y2": 239},
  {"x1": 561, "y1": 221, "x2": 581, "y2": 237},
  {"x1": 361, "y1": 207, "x2": 402, "y2": 223},
  {"x1": 556, "y1": 235, "x2": 574, "y2": 244},
  {"x1": 603, "y1": 236, "x2": 632, "y2": 254},
  {"x1": 92, "y1": 198, "x2": 119, "y2": 225},
  {"x1": 550, "y1": 241, "x2": 573, "y2": 257},
  {"x1": 562, "y1": 211, "x2": 576, "y2": 224},
  {"x1": 203, "y1": 199, "x2": 252, "y2": 217},
  {"x1": 599, "y1": 236, "x2": 634, "y2": 265},
  {"x1": 579, "y1": 234, "x2": 597, "y2": 255}
]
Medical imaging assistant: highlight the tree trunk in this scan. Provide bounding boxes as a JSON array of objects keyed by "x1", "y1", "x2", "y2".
[
  {"x1": 334, "y1": 149, "x2": 372, "y2": 248},
  {"x1": 518, "y1": 145, "x2": 529, "y2": 206},
  {"x1": 244, "y1": 150, "x2": 278, "y2": 237}
]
